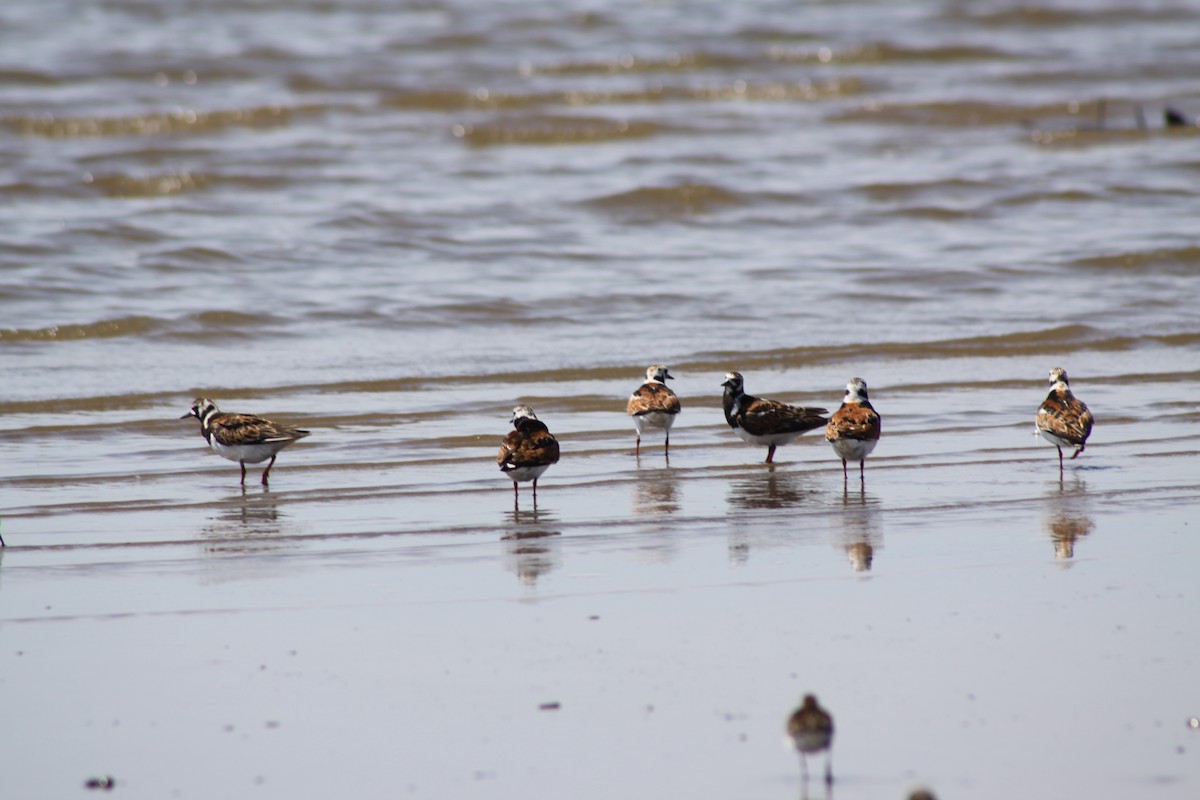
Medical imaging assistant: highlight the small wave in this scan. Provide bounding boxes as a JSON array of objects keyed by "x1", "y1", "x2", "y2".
[
  {"x1": 381, "y1": 78, "x2": 861, "y2": 114},
  {"x1": 3, "y1": 104, "x2": 301, "y2": 138},
  {"x1": 521, "y1": 50, "x2": 751, "y2": 76},
  {"x1": 453, "y1": 115, "x2": 669, "y2": 147},
  {"x1": 582, "y1": 183, "x2": 746, "y2": 217},
  {"x1": 1027, "y1": 121, "x2": 1199, "y2": 147},
  {"x1": 379, "y1": 87, "x2": 541, "y2": 111},
  {"x1": 0, "y1": 68, "x2": 59, "y2": 85},
  {"x1": 768, "y1": 42, "x2": 1017, "y2": 65},
  {"x1": 692, "y1": 324, "x2": 1169, "y2": 370},
  {"x1": 0, "y1": 316, "x2": 163, "y2": 343},
  {"x1": 155, "y1": 309, "x2": 284, "y2": 339},
  {"x1": 139, "y1": 247, "x2": 245, "y2": 271},
  {"x1": 85, "y1": 171, "x2": 209, "y2": 198},
  {"x1": 0, "y1": 307, "x2": 276, "y2": 344},
  {"x1": 857, "y1": 178, "x2": 991, "y2": 201},
  {"x1": 941, "y1": 5, "x2": 1188, "y2": 27},
  {"x1": 882, "y1": 205, "x2": 982, "y2": 221},
  {"x1": 59, "y1": 222, "x2": 168, "y2": 245},
  {"x1": 834, "y1": 99, "x2": 1073, "y2": 127},
  {"x1": 1069, "y1": 246, "x2": 1200, "y2": 275},
  {"x1": 419, "y1": 299, "x2": 540, "y2": 323},
  {"x1": 998, "y1": 189, "x2": 1102, "y2": 206}
]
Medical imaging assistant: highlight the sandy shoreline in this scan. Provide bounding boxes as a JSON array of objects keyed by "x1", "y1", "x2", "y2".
[{"x1": 2, "y1": 429, "x2": 1198, "y2": 799}]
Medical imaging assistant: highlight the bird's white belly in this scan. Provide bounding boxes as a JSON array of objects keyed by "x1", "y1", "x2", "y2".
[
  {"x1": 830, "y1": 437, "x2": 877, "y2": 462},
  {"x1": 790, "y1": 730, "x2": 832, "y2": 754},
  {"x1": 502, "y1": 464, "x2": 551, "y2": 483},
  {"x1": 210, "y1": 439, "x2": 283, "y2": 464},
  {"x1": 633, "y1": 411, "x2": 675, "y2": 434},
  {"x1": 734, "y1": 427, "x2": 801, "y2": 447},
  {"x1": 1034, "y1": 426, "x2": 1072, "y2": 449}
]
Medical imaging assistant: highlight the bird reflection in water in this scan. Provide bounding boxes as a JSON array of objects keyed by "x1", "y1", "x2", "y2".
[
  {"x1": 502, "y1": 506, "x2": 562, "y2": 587},
  {"x1": 633, "y1": 467, "x2": 680, "y2": 516},
  {"x1": 726, "y1": 469, "x2": 814, "y2": 565},
  {"x1": 1043, "y1": 476, "x2": 1094, "y2": 564},
  {"x1": 727, "y1": 466, "x2": 812, "y2": 511},
  {"x1": 832, "y1": 491, "x2": 883, "y2": 573},
  {"x1": 200, "y1": 487, "x2": 293, "y2": 556}
]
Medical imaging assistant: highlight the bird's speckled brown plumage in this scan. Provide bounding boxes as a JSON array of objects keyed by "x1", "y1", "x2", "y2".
[
  {"x1": 1035, "y1": 367, "x2": 1093, "y2": 470},
  {"x1": 826, "y1": 403, "x2": 881, "y2": 442},
  {"x1": 626, "y1": 381, "x2": 681, "y2": 417},
  {"x1": 825, "y1": 377, "x2": 881, "y2": 483},
  {"x1": 627, "y1": 365, "x2": 681, "y2": 457},
  {"x1": 204, "y1": 412, "x2": 308, "y2": 449},
  {"x1": 181, "y1": 398, "x2": 310, "y2": 485},
  {"x1": 721, "y1": 371, "x2": 827, "y2": 463},
  {"x1": 787, "y1": 694, "x2": 835, "y2": 785},
  {"x1": 733, "y1": 396, "x2": 827, "y2": 437},
  {"x1": 497, "y1": 405, "x2": 559, "y2": 504},
  {"x1": 496, "y1": 418, "x2": 560, "y2": 471}
]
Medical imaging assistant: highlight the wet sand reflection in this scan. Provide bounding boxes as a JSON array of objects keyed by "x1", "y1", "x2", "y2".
[
  {"x1": 831, "y1": 491, "x2": 884, "y2": 573},
  {"x1": 1042, "y1": 477, "x2": 1094, "y2": 564},
  {"x1": 727, "y1": 467, "x2": 814, "y2": 511},
  {"x1": 502, "y1": 507, "x2": 562, "y2": 587},
  {"x1": 632, "y1": 467, "x2": 680, "y2": 516},
  {"x1": 199, "y1": 487, "x2": 294, "y2": 555},
  {"x1": 725, "y1": 469, "x2": 817, "y2": 565}
]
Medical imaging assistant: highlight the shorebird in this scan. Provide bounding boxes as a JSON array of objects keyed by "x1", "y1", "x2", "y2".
[
  {"x1": 721, "y1": 371, "x2": 827, "y2": 463},
  {"x1": 1035, "y1": 367, "x2": 1093, "y2": 473},
  {"x1": 181, "y1": 398, "x2": 310, "y2": 486},
  {"x1": 627, "y1": 364, "x2": 681, "y2": 457},
  {"x1": 825, "y1": 377, "x2": 882, "y2": 485},
  {"x1": 786, "y1": 694, "x2": 835, "y2": 786},
  {"x1": 497, "y1": 405, "x2": 560, "y2": 504}
]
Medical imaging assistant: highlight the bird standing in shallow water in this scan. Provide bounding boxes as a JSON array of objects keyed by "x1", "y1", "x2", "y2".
[
  {"x1": 497, "y1": 405, "x2": 560, "y2": 506},
  {"x1": 181, "y1": 398, "x2": 310, "y2": 486},
  {"x1": 787, "y1": 694, "x2": 835, "y2": 787},
  {"x1": 721, "y1": 371, "x2": 827, "y2": 463},
  {"x1": 1035, "y1": 367, "x2": 1093, "y2": 474},
  {"x1": 825, "y1": 377, "x2": 881, "y2": 486},
  {"x1": 627, "y1": 364, "x2": 681, "y2": 458}
]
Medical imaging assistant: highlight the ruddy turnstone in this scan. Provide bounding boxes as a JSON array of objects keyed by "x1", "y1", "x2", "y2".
[
  {"x1": 825, "y1": 377, "x2": 882, "y2": 484},
  {"x1": 181, "y1": 398, "x2": 310, "y2": 486},
  {"x1": 786, "y1": 694, "x2": 835, "y2": 786},
  {"x1": 497, "y1": 405, "x2": 560, "y2": 503},
  {"x1": 1035, "y1": 367, "x2": 1093, "y2": 472},
  {"x1": 721, "y1": 371, "x2": 828, "y2": 463},
  {"x1": 627, "y1": 364, "x2": 681, "y2": 457}
]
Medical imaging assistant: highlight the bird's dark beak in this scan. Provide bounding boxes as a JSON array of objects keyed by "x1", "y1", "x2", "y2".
[
  {"x1": 180, "y1": 411, "x2": 193, "y2": 419},
  {"x1": 664, "y1": 371, "x2": 674, "y2": 381}
]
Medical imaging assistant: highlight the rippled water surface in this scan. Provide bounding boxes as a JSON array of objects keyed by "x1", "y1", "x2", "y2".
[{"x1": 2, "y1": 0, "x2": 1199, "y2": 797}]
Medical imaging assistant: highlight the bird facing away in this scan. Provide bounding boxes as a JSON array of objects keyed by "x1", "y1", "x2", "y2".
[
  {"x1": 721, "y1": 371, "x2": 828, "y2": 463},
  {"x1": 825, "y1": 377, "x2": 882, "y2": 485},
  {"x1": 497, "y1": 405, "x2": 560, "y2": 504},
  {"x1": 181, "y1": 398, "x2": 310, "y2": 486},
  {"x1": 1035, "y1": 367, "x2": 1093, "y2": 472},
  {"x1": 627, "y1": 364, "x2": 682, "y2": 457},
  {"x1": 787, "y1": 694, "x2": 835, "y2": 786}
]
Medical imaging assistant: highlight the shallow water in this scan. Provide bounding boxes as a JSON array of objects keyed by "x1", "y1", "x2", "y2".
[{"x1": 2, "y1": 0, "x2": 1199, "y2": 797}]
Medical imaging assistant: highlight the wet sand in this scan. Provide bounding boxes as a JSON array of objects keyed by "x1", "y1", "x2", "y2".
[{"x1": 2, "y1": 405, "x2": 1198, "y2": 799}]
